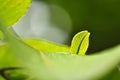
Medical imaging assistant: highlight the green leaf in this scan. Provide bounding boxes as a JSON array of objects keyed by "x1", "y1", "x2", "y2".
[
  {"x1": 24, "y1": 39, "x2": 70, "y2": 53},
  {"x1": 0, "y1": 18, "x2": 119, "y2": 80},
  {"x1": 0, "y1": 0, "x2": 31, "y2": 27},
  {"x1": 0, "y1": 44, "x2": 19, "y2": 68},
  {"x1": 0, "y1": 44, "x2": 31, "y2": 79},
  {"x1": 31, "y1": 46, "x2": 120, "y2": 80},
  {"x1": 1, "y1": 24, "x2": 119, "y2": 80},
  {"x1": 70, "y1": 30, "x2": 90, "y2": 55},
  {"x1": 0, "y1": 19, "x2": 45, "y2": 79}
]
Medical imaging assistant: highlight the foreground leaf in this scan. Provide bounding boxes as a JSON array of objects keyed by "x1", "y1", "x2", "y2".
[
  {"x1": 0, "y1": 0, "x2": 31, "y2": 27},
  {"x1": 7, "y1": 39, "x2": 120, "y2": 80},
  {"x1": 0, "y1": 44, "x2": 19, "y2": 68},
  {"x1": 0, "y1": 17, "x2": 44, "y2": 80},
  {"x1": 0, "y1": 43, "x2": 35, "y2": 80},
  {"x1": 32, "y1": 45, "x2": 119, "y2": 80}
]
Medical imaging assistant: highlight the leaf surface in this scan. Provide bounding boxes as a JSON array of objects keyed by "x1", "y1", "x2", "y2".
[
  {"x1": 24, "y1": 39, "x2": 70, "y2": 53},
  {"x1": 70, "y1": 31, "x2": 90, "y2": 55},
  {"x1": 0, "y1": 0, "x2": 31, "y2": 27}
]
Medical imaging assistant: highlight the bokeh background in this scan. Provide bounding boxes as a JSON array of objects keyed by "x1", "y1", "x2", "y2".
[{"x1": 13, "y1": 0, "x2": 120, "y2": 54}]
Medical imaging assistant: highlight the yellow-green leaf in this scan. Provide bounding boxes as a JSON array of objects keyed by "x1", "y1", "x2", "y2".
[
  {"x1": 70, "y1": 31, "x2": 90, "y2": 55},
  {"x1": 0, "y1": 0, "x2": 31, "y2": 27},
  {"x1": 24, "y1": 39, "x2": 70, "y2": 53}
]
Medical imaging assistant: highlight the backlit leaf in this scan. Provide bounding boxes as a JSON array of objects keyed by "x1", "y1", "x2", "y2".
[
  {"x1": 70, "y1": 31, "x2": 90, "y2": 55},
  {"x1": 0, "y1": 16, "x2": 119, "y2": 80},
  {"x1": 1, "y1": 23, "x2": 119, "y2": 80},
  {"x1": 0, "y1": 0, "x2": 31, "y2": 27},
  {"x1": 24, "y1": 39, "x2": 70, "y2": 53}
]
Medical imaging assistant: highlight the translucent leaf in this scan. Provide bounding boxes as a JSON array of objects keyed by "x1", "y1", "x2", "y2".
[
  {"x1": 70, "y1": 31, "x2": 90, "y2": 55},
  {"x1": 1, "y1": 27, "x2": 120, "y2": 80},
  {"x1": 0, "y1": 19, "x2": 45, "y2": 79},
  {"x1": 31, "y1": 46, "x2": 120, "y2": 80},
  {"x1": 0, "y1": 0, "x2": 31, "y2": 27},
  {"x1": 24, "y1": 39, "x2": 70, "y2": 53},
  {"x1": 1, "y1": 19, "x2": 119, "y2": 80}
]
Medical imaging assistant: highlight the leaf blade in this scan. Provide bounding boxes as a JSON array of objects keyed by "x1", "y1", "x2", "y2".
[
  {"x1": 24, "y1": 39, "x2": 70, "y2": 53},
  {"x1": 70, "y1": 31, "x2": 90, "y2": 55},
  {"x1": 0, "y1": 0, "x2": 31, "y2": 27}
]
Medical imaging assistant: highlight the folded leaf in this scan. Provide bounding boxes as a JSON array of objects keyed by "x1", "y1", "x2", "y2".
[{"x1": 70, "y1": 31, "x2": 90, "y2": 55}]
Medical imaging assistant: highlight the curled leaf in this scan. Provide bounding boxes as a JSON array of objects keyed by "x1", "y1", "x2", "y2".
[{"x1": 70, "y1": 31, "x2": 90, "y2": 55}]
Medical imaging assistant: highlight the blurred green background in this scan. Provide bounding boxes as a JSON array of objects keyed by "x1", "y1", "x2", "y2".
[{"x1": 13, "y1": 0, "x2": 120, "y2": 54}]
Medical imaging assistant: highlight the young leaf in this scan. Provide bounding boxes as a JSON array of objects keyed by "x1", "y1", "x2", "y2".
[
  {"x1": 70, "y1": 31, "x2": 90, "y2": 55},
  {"x1": 24, "y1": 39, "x2": 70, "y2": 53},
  {"x1": 0, "y1": 0, "x2": 31, "y2": 27}
]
